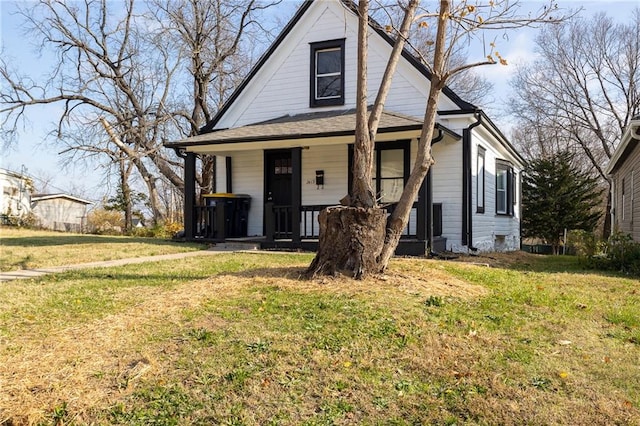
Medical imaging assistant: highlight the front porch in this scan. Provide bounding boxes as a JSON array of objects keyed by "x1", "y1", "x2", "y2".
[
  {"x1": 190, "y1": 200, "x2": 446, "y2": 256},
  {"x1": 168, "y1": 109, "x2": 460, "y2": 257}
]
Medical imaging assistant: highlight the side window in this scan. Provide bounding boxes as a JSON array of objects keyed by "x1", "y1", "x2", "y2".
[
  {"x1": 496, "y1": 161, "x2": 514, "y2": 216},
  {"x1": 310, "y1": 39, "x2": 345, "y2": 107},
  {"x1": 476, "y1": 147, "x2": 485, "y2": 213}
]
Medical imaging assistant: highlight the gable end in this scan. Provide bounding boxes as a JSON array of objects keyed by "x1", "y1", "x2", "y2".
[{"x1": 200, "y1": 0, "x2": 474, "y2": 134}]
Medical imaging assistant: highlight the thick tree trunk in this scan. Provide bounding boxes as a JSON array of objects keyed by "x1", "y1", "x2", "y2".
[{"x1": 305, "y1": 206, "x2": 386, "y2": 279}]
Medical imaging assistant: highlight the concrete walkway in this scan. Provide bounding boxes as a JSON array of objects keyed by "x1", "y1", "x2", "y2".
[{"x1": 0, "y1": 249, "x2": 226, "y2": 282}]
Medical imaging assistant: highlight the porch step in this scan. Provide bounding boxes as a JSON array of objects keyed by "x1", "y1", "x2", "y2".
[{"x1": 212, "y1": 241, "x2": 261, "y2": 251}]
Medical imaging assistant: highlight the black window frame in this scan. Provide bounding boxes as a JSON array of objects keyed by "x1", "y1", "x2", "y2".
[
  {"x1": 495, "y1": 160, "x2": 515, "y2": 216},
  {"x1": 476, "y1": 146, "x2": 485, "y2": 214},
  {"x1": 348, "y1": 140, "x2": 410, "y2": 202},
  {"x1": 310, "y1": 39, "x2": 345, "y2": 107}
]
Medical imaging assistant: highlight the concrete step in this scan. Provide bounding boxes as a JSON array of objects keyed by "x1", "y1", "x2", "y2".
[{"x1": 213, "y1": 241, "x2": 261, "y2": 251}]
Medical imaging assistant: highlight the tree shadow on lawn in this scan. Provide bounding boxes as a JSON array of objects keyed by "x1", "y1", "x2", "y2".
[{"x1": 0, "y1": 235, "x2": 206, "y2": 248}]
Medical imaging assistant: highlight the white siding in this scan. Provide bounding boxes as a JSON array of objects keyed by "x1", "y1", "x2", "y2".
[
  {"x1": 216, "y1": 0, "x2": 459, "y2": 130},
  {"x1": 471, "y1": 129, "x2": 522, "y2": 252},
  {"x1": 0, "y1": 170, "x2": 31, "y2": 217},
  {"x1": 301, "y1": 144, "x2": 349, "y2": 237},
  {"x1": 230, "y1": 151, "x2": 264, "y2": 236},
  {"x1": 215, "y1": 156, "x2": 228, "y2": 193},
  {"x1": 301, "y1": 144, "x2": 348, "y2": 206},
  {"x1": 430, "y1": 138, "x2": 463, "y2": 250}
]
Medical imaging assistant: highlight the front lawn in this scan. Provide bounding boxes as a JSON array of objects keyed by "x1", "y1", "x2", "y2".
[
  {"x1": 0, "y1": 227, "x2": 206, "y2": 272},
  {"x1": 0, "y1": 250, "x2": 638, "y2": 425}
]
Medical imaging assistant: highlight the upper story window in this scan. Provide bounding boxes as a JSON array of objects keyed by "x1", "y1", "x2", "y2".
[{"x1": 310, "y1": 39, "x2": 345, "y2": 107}]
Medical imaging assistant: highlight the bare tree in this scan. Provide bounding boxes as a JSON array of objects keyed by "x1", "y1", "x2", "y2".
[
  {"x1": 0, "y1": 0, "x2": 279, "y2": 224},
  {"x1": 509, "y1": 9, "x2": 640, "y2": 236},
  {"x1": 307, "y1": 0, "x2": 565, "y2": 278},
  {"x1": 152, "y1": 0, "x2": 279, "y2": 195}
]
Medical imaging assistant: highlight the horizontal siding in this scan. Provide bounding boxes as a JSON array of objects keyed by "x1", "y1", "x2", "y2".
[
  {"x1": 430, "y1": 139, "x2": 463, "y2": 250},
  {"x1": 216, "y1": 156, "x2": 227, "y2": 193},
  {"x1": 612, "y1": 143, "x2": 640, "y2": 242},
  {"x1": 301, "y1": 144, "x2": 348, "y2": 237},
  {"x1": 301, "y1": 145, "x2": 348, "y2": 206},
  {"x1": 472, "y1": 130, "x2": 521, "y2": 252},
  {"x1": 217, "y1": 0, "x2": 460, "y2": 129},
  {"x1": 230, "y1": 151, "x2": 264, "y2": 236}
]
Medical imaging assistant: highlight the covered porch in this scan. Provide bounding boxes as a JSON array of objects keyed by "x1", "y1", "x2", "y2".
[{"x1": 167, "y1": 109, "x2": 459, "y2": 255}]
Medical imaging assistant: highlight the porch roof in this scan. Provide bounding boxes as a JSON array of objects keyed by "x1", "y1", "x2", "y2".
[{"x1": 166, "y1": 109, "x2": 460, "y2": 152}]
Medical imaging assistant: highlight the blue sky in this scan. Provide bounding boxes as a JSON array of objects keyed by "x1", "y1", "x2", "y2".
[{"x1": 0, "y1": 0, "x2": 637, "y2": 201}]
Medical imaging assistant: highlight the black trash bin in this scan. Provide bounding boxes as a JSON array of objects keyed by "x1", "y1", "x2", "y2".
[{"x1": 203, "y1": 193, "x2": 251, "y2": 238}]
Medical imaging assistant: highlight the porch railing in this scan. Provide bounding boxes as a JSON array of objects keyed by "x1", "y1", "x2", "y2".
[
  {"x1": 195, "y1": 201, "x2": 442, "y2": 242},
  {"x1": 194, "y1": 205, "x2": 218, "y2": 239},
  {"x1": 297, "y1": 204, "x2": 420, "y2": 239}
]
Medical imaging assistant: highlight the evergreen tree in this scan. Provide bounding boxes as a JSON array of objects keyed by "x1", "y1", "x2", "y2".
[{"x1": 522, "y1": 151, "x2": 603, "y2": 253}]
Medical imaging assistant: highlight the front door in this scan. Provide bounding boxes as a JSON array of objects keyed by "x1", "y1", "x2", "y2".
[{"x1": 265, "y1": 150, "x2": 293, "y2": 238}]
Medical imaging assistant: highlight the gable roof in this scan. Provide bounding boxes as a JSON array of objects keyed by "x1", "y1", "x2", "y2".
[
  {"x1": 606, "y1": 116, "x2": 640, "y2": 175},
  {"x1": 199, "y1": 0, "x2": 474, "y2": 134}
]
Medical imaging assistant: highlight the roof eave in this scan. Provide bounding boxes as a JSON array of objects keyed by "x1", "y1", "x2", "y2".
[
  {"x1": 606, "y1": 118, "x2": 640, "y2": 175},
  {"x1": 167, "y1": 123, "x2": 425, "y2": 149}
]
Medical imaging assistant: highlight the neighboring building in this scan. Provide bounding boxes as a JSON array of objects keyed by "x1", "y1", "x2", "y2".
[
  {"x1": 0, "y1": 168, "x2": 32, "y2": 222},
  {"x1": 166, "y1": 0, "x2": 524, "y2": 255},
  {"x1": 606, "y1": 116, "x2": 640, "y2": 242},
  {"x1": 31, "y1": 194, "x2": 92, "y2": 232}
]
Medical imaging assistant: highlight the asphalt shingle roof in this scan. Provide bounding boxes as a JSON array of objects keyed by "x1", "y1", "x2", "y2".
[{"x1": 167, "y1": 109, "x2": 426, "y2": 148}]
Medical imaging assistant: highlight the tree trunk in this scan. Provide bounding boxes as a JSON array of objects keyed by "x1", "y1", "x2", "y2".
[
  {"x1": 350, "y1": 0, "x2": 375, "y2": 209},
  {"x1": 306, "y1": 0, "x2": 419, "y2": 279},
  {"x1": 305, "y1": 206, "x2": 386, "y2": 279}
]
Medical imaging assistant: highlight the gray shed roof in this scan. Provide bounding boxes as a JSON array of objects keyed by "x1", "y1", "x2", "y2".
[{"x1": 167, "y1": 109, "x2": 458, "y2": 148}]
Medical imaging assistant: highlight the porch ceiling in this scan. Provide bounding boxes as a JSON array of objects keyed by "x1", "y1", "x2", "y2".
[{"x1": 166, "y1": 109, "x2": 460, "y2": 154}]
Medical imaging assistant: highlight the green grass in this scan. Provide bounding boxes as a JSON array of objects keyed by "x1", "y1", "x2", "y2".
[
  {"x1": 0, "y1": 241, "x2": 638, "y2": 425},
  {"x1": 0, "y1": 227, "x2": 206, "y2": 271}
]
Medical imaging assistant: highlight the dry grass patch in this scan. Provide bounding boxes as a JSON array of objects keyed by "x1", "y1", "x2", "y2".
[
  {"x1": 0, "y1": 227, "x2": 205, "y2": 272},
  {"x1": 0, "y1": 252, "x2": 638, "y2": 425}
]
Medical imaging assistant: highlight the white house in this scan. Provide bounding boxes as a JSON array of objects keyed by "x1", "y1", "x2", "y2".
[
  {"x1": 606, "y1": 116, "x2": 640, "y2": 242},
  {"x1": 0, "y1": 167, "x2": 32, "y2": 222},
  {"x1": 31, "y1": 194, "x2": 92, "y2": 233},
  {"x1": 166, "y1": 0, "x2": 524, "y2": 255}
]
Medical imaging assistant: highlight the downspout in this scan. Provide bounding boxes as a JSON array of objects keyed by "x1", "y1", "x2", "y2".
[{"x1": 462, "y1": 111, "x2": 482, "y2": 251}]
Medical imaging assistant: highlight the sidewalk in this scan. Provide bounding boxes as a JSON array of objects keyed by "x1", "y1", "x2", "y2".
[{"x1": 0, "y1": 249, "x2": 225, "y2": 282}]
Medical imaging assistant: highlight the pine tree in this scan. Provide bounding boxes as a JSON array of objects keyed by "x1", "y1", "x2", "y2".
[{"x1": 522, "y1": 151, "x2": 603, "y2": 253}]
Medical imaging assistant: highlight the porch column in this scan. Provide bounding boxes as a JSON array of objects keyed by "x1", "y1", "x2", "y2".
[
  {"x1": 292, "y1": 147, "x2": 302, "y2": 242},
  {"x1": 184, "y1": 152, "x2": 197, "y2": 240}
]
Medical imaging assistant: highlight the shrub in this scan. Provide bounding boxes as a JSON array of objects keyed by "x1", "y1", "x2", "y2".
[
  {"x1": 129, "y1": 221, "x2": 183, "y2": 239},
  {"x1": 0, "y1": 209, "x2": 39, "y2": 229},
  {"x1": 566, "y1": 230, "x2": 603, "y2": 257},
  {"x1": 87, "y1": 209, "x2": 124, "y2": 235},
  {"x1": 587, "y1": 232, "x2": 640, "y2": 276}
]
